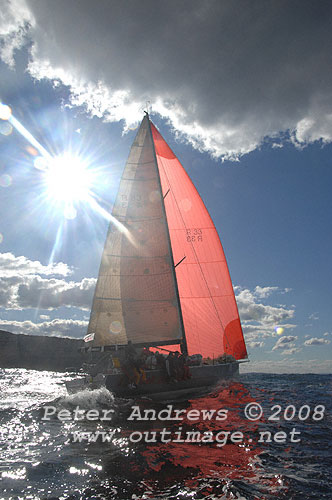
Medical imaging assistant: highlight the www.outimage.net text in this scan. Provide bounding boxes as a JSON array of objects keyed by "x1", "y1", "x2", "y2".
[{"x1": 40, "y1": 403, "x2": 326, "y2": 446}]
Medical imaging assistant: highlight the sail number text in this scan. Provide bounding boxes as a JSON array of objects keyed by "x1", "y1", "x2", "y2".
[{"x1": 186, "y1": 228, "x2": 203, "y2": 242}]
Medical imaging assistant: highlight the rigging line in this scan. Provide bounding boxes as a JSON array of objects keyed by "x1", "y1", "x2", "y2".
[
  {"x1": 157, "y1": 154, "x2": 233, "y2": 354},
  {"x1": 163, "y1": 188, "x2": 170, "y2": 199}
]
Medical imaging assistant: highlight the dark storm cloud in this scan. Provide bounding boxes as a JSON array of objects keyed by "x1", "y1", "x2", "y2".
[{"x1": 1, "y1": 0, "x2": 332, "y2": 157}]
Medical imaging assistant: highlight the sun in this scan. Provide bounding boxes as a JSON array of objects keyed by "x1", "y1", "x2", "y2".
[
  {"x1": 2, "y1": 104, "x2": 107, "y2": 222},
  {"x1": 41, "y1": 153, "x2": 93, "y2": 204}
]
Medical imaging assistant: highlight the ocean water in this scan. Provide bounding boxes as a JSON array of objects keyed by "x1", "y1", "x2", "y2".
[{"x1": 0, "y1": 369, "x2": 331, "y2": 500}]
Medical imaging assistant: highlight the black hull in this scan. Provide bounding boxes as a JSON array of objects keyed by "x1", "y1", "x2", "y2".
[{"x1": 106, "y1": 362, "x2": 239, "y2": 399}]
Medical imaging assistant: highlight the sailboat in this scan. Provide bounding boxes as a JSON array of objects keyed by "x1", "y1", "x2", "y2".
[{"x1": 70, "y1": 113, "x2": 247, "y2": 398}]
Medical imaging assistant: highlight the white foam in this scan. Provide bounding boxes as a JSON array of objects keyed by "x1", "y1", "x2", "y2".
[{"x1": 59, "y1": 387, "x2": 115, "y2": 409}]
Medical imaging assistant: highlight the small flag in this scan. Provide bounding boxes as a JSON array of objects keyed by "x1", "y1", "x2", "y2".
[{"x1": 83, "y1": 332, "x2": 95, "y2": 343}]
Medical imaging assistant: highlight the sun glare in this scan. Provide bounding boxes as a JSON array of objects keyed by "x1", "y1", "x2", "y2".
[
  {"x1": 2, "y1": 104, "x2": 116, "y2": 225},
  {"x1": 43, "y1": 153, "x2": 92, "y2": 203}
]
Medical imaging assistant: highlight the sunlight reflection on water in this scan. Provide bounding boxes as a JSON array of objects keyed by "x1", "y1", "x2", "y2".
[{"x1": 0, "y1": 369, "x2": 330, "y2": 499}]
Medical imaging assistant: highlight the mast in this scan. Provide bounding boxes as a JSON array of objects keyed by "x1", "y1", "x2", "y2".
[{"x1": 146, "y1": 113, "x2": 188, "y2": 355}]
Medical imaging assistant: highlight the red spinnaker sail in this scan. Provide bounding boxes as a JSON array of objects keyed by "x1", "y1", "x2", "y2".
[{"x1": 151, "y1": 123, "x2": 247, "y2": 360}]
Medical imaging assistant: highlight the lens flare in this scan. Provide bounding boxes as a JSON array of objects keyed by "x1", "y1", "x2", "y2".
[
  {"x1": 0, "y1": 174, "x2": 12, "y2": 187},
  {"x1": 0, "y1": 122, "x2": 13, "y2": 136},
  {"x1": 109, "y1": 321, "x2": 122, "y2": 334},
  {"x1": 34, "y1": 156, "x2": 49, "y2": 171},
  {"x1": 149, "y1": 190, "x2": 161, "y2": 203},
  {"x1": 179, "y1": 198, "x2": 192, "y2": 212},
  {"x1": 26, "y1": 145, "x2": 38, "y2": 156},
  {"x1": 275, "y1": 326, "x2": 285, "y2": 335},
  {"x1": 0, "y1": 103, "x2": 12, "y2": 120}
]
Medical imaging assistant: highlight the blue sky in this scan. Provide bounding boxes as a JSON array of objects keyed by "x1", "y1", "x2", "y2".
[{"x1": 0, "y1": 0, "x2": 331, "y2": 373}]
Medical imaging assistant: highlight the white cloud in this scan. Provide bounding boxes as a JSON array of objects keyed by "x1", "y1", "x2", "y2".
[
  {"x1": 246, "y1": 341, "x2": 264, "y2": 349},
  {"x1": 0, "y1": 252, "x2": 95, "y2": 310},
  {"x1": 16, "y1": 275, "x2": 95, "y2": 310},
  {"x1": 280, "y1": 347, "x2": 301, "y2": 356},
  {"x1": 0, "y1": 0, "x2": 34, "y2": 66},
  {"x1": 235, "y1": 286, "x2": 295, "y2": 350},
  {"x1": 308, "y1": 313, "x2": 319, "y2": 321},
  {"x1": 241, "y1": 359, "x2": 332, "y2": 374},
  {"x1": 304, "y1": 337, "x2": 331, "y2": 346},
  {"x1": 0, "y1": 252, "x2": 71, "y2": 277},
  {"x1": 0, "y1": 318, "x2": 87, "y2": 338},
  {"x1": 253, "y1": 286, "x2": 279, "y2": 299},
  {"x1": 0, "y1": 275, "x2": 95, "y2": 310},
  {"x1": 272, "y1": 336, "x2": 298, "y2": 351},
  {"x1": 236, "y1": 287, "x2": 294, "y2": 328},
  {"x1": 1, "y1": 1, "x2": 332, "y2": 159}
]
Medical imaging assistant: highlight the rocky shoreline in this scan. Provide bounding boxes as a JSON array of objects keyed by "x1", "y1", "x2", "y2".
[{"x1": 0, "y1": 330, "x2": 82, "y2": 372}]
